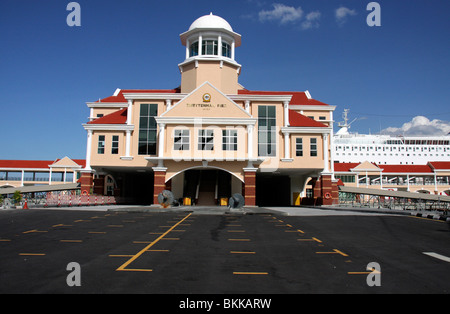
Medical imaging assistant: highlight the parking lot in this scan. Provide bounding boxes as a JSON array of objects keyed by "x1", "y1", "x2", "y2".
[{"x1": 0, "y1": 206, "x2": 449, "y2": 294}]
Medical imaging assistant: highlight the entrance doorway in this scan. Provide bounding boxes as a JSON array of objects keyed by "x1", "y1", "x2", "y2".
[
  {"x1": 183, "y1": 169, "x2": 232, "y2": 206},
  {"x1": 256, "y1": 174, "x2": 290, "y2": 206}
]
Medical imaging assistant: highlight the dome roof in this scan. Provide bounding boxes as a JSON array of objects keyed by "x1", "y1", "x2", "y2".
[
  {"x1": 180, "y1": 13, "x2": 241, "y2": 47},
  {"x1": 188, "y1": 13, "x2": 233, "y2": 32}
]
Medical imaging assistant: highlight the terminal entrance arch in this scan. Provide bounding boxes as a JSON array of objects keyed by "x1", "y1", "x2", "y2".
[{"x1": 169, "y1": 168, "x2": 242, "y2": 206}]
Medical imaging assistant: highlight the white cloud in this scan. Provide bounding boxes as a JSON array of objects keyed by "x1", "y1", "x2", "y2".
[
  {"x1": 335, "y1": 6, "x2": 357, "y2": 25},
  {"x1": 380, "y1": 116, "x2": 450, "y2": 136},
  {"x1": 301, "y1": 11, "x2": 321, "y2": 30},
  {"x1": 258, "y1": 3, "x2": 304, "y2": 24}
]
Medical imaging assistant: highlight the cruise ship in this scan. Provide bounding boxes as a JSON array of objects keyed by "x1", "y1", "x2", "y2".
[{"x1": 333, "y1": 110, "x2": 450, "y2": 165}]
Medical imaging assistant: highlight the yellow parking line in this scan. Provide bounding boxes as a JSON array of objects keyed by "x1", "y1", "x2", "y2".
[
  {"x1": 116, "y1": 213, "x2": 192, "y2": 272},
  {"x1": 316, "y1": 249, "x2": 348, "y2": 257},
  {"x1": 19, "y1": 253, "x2": 46, "y2": 256},
  {"x1": 233, "y1": 272, "x2": 268, "y2": 275},
  {"x1": 297, "y1": 237, "x2": 322, "y2": 243},
  {"x1": 230, "y1": 251, "x2": 255, "y2": 254},
  {"x1": 23, "y1": 229, "x2": 47, "y2": 234}
]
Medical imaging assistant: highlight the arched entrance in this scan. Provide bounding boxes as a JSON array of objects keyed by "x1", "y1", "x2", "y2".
[{"x1": 167, "y1": 167, "x2": 243, "y2": 206}]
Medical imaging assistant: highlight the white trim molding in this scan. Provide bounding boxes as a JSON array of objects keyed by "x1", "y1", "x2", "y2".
[{"x1": 82, "y1": 124, "x2": 135, "y2": 132}]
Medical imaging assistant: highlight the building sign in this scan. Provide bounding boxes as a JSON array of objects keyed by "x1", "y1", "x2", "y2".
[
  {"x1": 202, "y1": 93, "x2": 211, "y2": 102},
  {"x1": 186, "y1": 103, "x2": 227, "y2": 109}
]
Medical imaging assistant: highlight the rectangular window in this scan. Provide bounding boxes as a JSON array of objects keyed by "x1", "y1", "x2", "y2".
[
  {"x1": 98, "y1": 135, "x2": 105, "y2": 154},
  {"x1": 222, "y1": 42, "x2": 231, "y2": 58},
  {"x1": 258, "y1": 105, "x2": 276, "y2": 156},
  {"x1": 222, "y1": 130, "x2": 237, "y2": 151},
  {"x1": 138, "y1": 104, "x2": 158, "y2": 155},
  {"x1": 174, "y1": 129, "x2": 190, "y2": 150},
  {"x1": 111, "y1": 135, "x2": 119, "y2": 154},
  {"x1": 310, "y1": 138, "x2": 317, "y2": 157},
  {"x1": 198, "y1": 129, "x2": 214, "y2": 150},
  {"x1": 295, "y1": 138, "x2": 303, "y2": 156},
  {"x1": 202, "y1": 40, "x2": 218, "y2": 55}
]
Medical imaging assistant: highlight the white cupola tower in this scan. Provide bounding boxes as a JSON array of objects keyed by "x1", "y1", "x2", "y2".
[{"x1": 179, "y1": 13, "x2": 242, "y2": 94}]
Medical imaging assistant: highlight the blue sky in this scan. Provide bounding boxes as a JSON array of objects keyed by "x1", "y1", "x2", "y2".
[{"x1": 1, "y1": 0, "x2": 449, "y2": 160}]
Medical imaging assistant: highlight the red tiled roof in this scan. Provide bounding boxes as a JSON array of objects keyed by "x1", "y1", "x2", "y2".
[
  {"x1": 333, "y1": 163, "x2": 360, "y2": 172},
  {"x1": 71, "y1": 159, "x2": 87, "y2": 168},
  {"x1": 334, "y1": 162, "x2": 434, "y2": 173},
  {"x1": 0, "y1": 159, "x2": 85, "y2": 169},
  {"x1": 238, "y1": 90, "x2": 330, "y2": 106},
  {"x1": 95, "y1": 89, "x2": 180, "y2": 103},
  {"x1": 289, "y1": 110, "x2": 328, "y2": 127},
  {"x1": 428, "y1": 161, "x2": 450, "y2": 170},
  {"x1": 88, "y1": 108, "x2": 127, "y2": 124},
  {"x1": 380, "y1": 164, "x2": 433, "y2": 173}
]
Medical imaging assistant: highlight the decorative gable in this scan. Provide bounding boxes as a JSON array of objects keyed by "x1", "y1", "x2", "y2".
[
  {"x1": 162, "y1": 81, "x2": 251, "y2": 119},
  {"x1": 352, "y1": 161, "x2": 381, "y2": 172}
]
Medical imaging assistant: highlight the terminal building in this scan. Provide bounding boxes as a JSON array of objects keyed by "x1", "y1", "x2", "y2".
[{"x1": 80, "y1": 13, "x2": 338, "y2": 206}]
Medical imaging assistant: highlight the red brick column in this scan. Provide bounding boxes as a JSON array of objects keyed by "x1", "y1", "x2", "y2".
[
  {"x1": 93, "y1": 175, "x2": 105, "y2": 195},
  {"x1": 153, "y1": 169, "x2": 167, "y2": 205},
  {"x1": 80, "y1": 171, "x2": 94, "y2": 195},
  {"x1": 320, "y1": 174, "x2": 333, "y2": 206},
  {"x1": 331, "y1": 179, "x2": 339, "y2": 205},
  {"x1": 244, "y1": 168, "x2": 257, "y2": 206}
]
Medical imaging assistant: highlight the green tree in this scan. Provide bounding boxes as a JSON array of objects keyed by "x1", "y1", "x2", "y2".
[{"x1": 13, "y1": 190, "x2": 22, "y2": 205}]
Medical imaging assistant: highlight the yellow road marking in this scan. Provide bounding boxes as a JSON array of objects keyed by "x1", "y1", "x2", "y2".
[
  {"x1": 19, "y1": 253, "x2": 46, "y2": 256},
  {"x1": 408, "y1": 216, "x2": 446, "y2": 223},
  {"x1": 316, "y1": 249, "x2": 348, "y2": 257},
  {"x1": 23, "y1": 229, "x2": 47, "y2": 234},
  {"x1": 116, "y1": 213, "x2": 192, "y2": 272},
  {"x1": 88, "y1": 231, "x2": 106, "y2": 234},
  {"x1": 0, "y1": 239, "x2": 11, "y2": 242},
  {"x1": 230, "y1": 251, "x2": 255, "y2": 254},
  {"x1": 348, "y1": 270, "x2": 381, "y2": 275},
  {"x1": 60, "y1": 240, "x2": 83, "y2": 243},
  {"x1": 233, "y1": 272, "x2": 268, "y2": 275},
  {"x1": 297, "y1": 237, "x2": 322, "y2": 243}
]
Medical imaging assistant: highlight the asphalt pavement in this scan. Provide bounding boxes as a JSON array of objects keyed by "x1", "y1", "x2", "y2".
[{"x1": 0, "y1": 205, "x2": 449, "y2": 295}]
